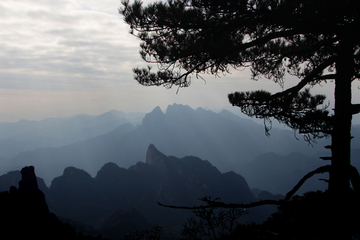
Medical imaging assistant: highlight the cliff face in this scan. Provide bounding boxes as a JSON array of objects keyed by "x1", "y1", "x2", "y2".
[{"x1": 145, "y1": 144, "x2": 167, "y2": 168}]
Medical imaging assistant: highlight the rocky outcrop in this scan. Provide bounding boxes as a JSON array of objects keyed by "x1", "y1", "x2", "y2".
[
  {"x1": 0, "y1": 169, "x2": 48, "y2": 194},
  {"x1": 0, "y1": 166, "x2": 106, "y2": 240},
  {"x1": 0, "y1": 166, "x2": 49, "y2": 237},
  {"x1": 18, "y1": 166, "x2": 50, "y2": 218},
  {"x1": 146, "y1": 144, "x2": 167, "y2": 166}
]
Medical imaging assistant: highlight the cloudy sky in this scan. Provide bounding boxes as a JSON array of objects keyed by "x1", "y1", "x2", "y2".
[{"x1": 1, "y1": 0, "x2": 359, "y2": 124}]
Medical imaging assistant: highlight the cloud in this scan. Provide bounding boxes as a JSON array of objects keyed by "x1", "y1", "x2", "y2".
[{"x1": 0, "y1": 0, "x2": 142, "y2": 91}]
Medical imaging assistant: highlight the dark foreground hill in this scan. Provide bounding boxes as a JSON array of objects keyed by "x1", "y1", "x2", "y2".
[
  {"x1": 1, "y1": 144, "x2": 278, "y2": 239},
  {"x1": 45, "y1": 144, "x2": 272, "y2": 237}
]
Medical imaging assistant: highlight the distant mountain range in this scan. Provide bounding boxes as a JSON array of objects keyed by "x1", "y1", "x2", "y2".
[
  {"x1": 0, "y1": 110, "x2": 145, "y2": 158},
  {"x1": 2, "y1": 105, "x2": 360, "y2": 239},
  {"x1": 1, "y1": 104, "x2": 345, "y2": 185}
]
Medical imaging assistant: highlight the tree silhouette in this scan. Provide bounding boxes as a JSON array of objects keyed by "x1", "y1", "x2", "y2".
[
  {"x1": 120, "y1": 0, "x2": 360, "y2": 238},
  {"x1": 181, "y1": 197, "x2": 246, "y2": 240},
  {"x1": 123, "y1": 225, "x2": 165, "y2": 240}
]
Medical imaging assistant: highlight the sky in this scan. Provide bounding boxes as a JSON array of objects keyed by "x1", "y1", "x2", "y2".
[{"x1": 1, "y1": 0, "x2": 359, "y2": 124}]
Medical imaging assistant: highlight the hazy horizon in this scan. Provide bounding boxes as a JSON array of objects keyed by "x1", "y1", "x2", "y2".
[
  {"x1": 0, "y1": 104, "x2": 254, "y2": 123},
  {"x1": 2, "y1": 104, "x2": 360, "y2": 128},
  {"x1": 2, "y1": 0, "x2": 360, "y2": 124}
]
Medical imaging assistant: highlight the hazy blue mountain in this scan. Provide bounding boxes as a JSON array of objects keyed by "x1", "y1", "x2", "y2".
[
  {"x1": 0, "y1": 110, "x2": 145, "y2": 158},
  {"x1": 2, "y1": 104, "x2": 334, "y2": 185},
  {"x1": 229, "y1": 152, "x2": 328, "y2": 195},
  {"x1": 108, "y1": 110, "x2": 145, "y2": 126},
  {"x1": 1, "y1": 123, "x2": 136, "y2": 184},
  {"x1": 127, "y1": 104, "x2": 331, "y2": 168},
  {"x1": 230, "y1": 148, "x2": 360, "y2": 195},
  {"x1": 120, "y1": 104, "x2": 329, "y2": 168}
]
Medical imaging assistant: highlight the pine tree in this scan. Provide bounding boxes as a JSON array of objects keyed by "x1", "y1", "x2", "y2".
[{"x1": 121, "y1": 1, "x2": 360, "y2": 237}]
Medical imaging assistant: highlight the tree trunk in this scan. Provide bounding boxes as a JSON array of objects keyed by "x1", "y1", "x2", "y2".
[
  {"x1": 330, "y1": 36, "x2": 354, "y2": 239},
  {"x1": 330, "y1": 39, "x2": 353, "y2": 195}
]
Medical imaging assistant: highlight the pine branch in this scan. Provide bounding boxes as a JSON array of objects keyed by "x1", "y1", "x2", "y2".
[
  {"x1": 319, "y1": 74, "x2": 337, "y2": 80},
  {"x1": 271, "y1": 56, "x2": 337, "y2": 100},
  {"x1": 237, "y1": 29, "x2": 300, "y2": 51}
]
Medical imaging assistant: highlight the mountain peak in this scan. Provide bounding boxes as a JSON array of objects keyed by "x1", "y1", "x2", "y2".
[
  {"x1": 146, "y1": 144, "x2": 166, "y2": 165},
  {"x1": 151, "y1": 106, "x2": 164, "y2": 115},
  {"x1": 165, "y1": 103, "x2": 193, "y2": 115},
  {"x1": 141, "y1": 106, "x2": 165, "y2": 127}
]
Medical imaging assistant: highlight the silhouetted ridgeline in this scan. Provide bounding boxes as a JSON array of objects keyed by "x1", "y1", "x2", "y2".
[
  {"x1": 0, "y1": 145, "x2": 278, "y2": 240},
  {"x1": 47, "y1": 145, "x2": 268, "y2": 233}
]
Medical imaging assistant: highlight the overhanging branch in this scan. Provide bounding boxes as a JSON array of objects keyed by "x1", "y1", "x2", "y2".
[
  {"x1": 157, "y1": 199, "x2": 286, "y2": 210},
  {"x1": 285, "y1": 165, "x2": 331, "y2": 200},
  {"x1": 157, "y1": 165, "x2": 358, "y2": 212}
]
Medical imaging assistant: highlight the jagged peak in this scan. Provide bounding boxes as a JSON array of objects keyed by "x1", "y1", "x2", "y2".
[
  {"x1": 146, "y1": 144, "x2": 166, "y2": 165},
  {"x1": 19, "y1": 166, "x2": 39, "y2": 192},
  {"x1": 141, "y1": 106, "x2": 165, "y2": 126},
  {"x1": 149, "y1": 106, "x2": 164, "y2": 115},
  {"x1": 165, "y1": 103, "x2": 193, "y2": 115}
]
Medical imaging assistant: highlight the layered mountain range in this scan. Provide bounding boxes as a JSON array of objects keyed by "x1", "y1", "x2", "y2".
[
  {"x1": 0, "y1": 110, "x2": 145, "y2": 158},
  {"x1": 1, "y1": 103, "x2": 348, "y2": 187}
]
